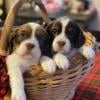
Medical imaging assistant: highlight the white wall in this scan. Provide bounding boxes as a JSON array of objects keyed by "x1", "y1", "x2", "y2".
[
  {"x1": 6, "y1": 0, "x2": 100, "y2": 31},
  {"x1": 89, "y1": 0, "x2": 100, "y2": 31}
]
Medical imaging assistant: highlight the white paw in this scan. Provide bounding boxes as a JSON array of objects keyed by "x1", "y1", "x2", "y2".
[
  {"x1": 11, "y1": 89, "x2": 26, "y2": 100},
  {"x1": 40, "y1": 56, "x2": 56, "y2": 74},
  {"x1": 80, "y1": 46, "x2": 95, "y2": 59},
  {"x1": 54, "y1": 53, "x2": 69, "y2": 70}
]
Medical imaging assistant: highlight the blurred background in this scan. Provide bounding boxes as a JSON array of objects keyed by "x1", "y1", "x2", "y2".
[{"x1": 0, "y1": 0, "x2": 100, "y2": 37}]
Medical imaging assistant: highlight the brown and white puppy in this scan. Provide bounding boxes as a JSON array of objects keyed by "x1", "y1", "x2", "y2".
[
  {"x1": 6, "y1": 22, "x2": 49, "y2": 100},
  {"x1": 41, "y1": 17, "x2": 95, "y2": 74}
]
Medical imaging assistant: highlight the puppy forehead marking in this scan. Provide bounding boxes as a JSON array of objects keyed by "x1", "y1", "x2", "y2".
[
  {"x1": 60, "y1": 18, "x2": 70, "y2": 34},
  {"x1": 19, "y1": 24, "x2": 32, "y2": 34},
  {"x1": 27, "y1": 22, "x2": 41, "y2": 36}
]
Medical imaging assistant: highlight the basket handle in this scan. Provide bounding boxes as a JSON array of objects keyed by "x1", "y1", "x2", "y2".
[
  {"x1": 34, "y1": 0, "x2": 52, "y2": 24},
  {"x1": 0, "y1": 0, "x2": 25, "y2": 54}
]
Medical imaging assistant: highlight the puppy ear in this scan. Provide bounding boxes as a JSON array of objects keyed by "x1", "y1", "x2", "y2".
[
  {"x1": 7, "y1": 28, "x2": 18, "y2": 54},
  {"x1": 74, "y1": 24, "x2": 85, "y2": 48},
  {"x1": 43, "y1": 22, "x2": 54, "y2": 38},
  {"x1": 41, "y1": 22, "x2": 54, "y2": 57},
  {"x1": 67, "y1": 21, "x2": 85, "y2": 48},
  {"x1": 44, "y1": 22, "x2": 53, "y2": 31}
]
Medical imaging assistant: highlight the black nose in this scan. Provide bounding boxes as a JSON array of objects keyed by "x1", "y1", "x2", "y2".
[
  {"x1": 57, "y1": 41, "x2": 65, "y2": 47},
  {"x1": 26, "y1": 43, "x2": 34, "y2": 50}
]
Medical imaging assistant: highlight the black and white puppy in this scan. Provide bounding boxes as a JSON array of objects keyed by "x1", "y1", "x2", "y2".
[
  {"x1": 6, "y1": 22, "x2": 49, "y2": 100},
  {"x1": 41, "y1": 17, "x2": 95, "y2": 74}
]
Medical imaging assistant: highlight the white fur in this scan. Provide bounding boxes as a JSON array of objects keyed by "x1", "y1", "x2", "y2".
[
  {"x1": 41, "y1": 18, "x2": 95, "y2": 75},
  {"x1": 31, "y1": 21, "x2": 71, "y2": 75},
  {"x1": 40, "y1": 56, "x2": 56, "y2": 74},
  {"x1": 52, "y1": 19, "x2": 71, "y2": 53},
  {"x1": 6, "y1": 23, "x2": 42, "y2": 100},
  {"x1": 53, "y1": 53, "x2": 69, "y2": 70},
  {"x1": 79, "y1": 45, "x2": 95, "y2": 59},
  {"x1": 52, "y1": 19, "x2": 70, "y2": 70},
  {"x1": 52, "y1": 35, "x2": 71, "y2": 53},
  {"x1": 41, "y1": 19, "x2": 71, "y2": 74}
]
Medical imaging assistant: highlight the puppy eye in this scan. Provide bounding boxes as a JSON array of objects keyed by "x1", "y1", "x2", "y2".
[
  {"x1": 17, "y1": 32, "x2": 27, "y2": 43},
  {"x1": 21, "y1": 32, "x2": 26, "y2": 37},
  {"x1": 52, "y1": 28, "x2": 57, "y2": 33},
  {"x1": 37, "y1": 32, "x2": 44, "y2": 38},
  {"x1": 68, "y1": 28, "x2": 73, "y2": 31},
  {"x1": 21, "y1": 31, "x2": 29, "y2": 39},
  {"x1": 67, "y1": 27, "x2": 73, "y2": 32}
]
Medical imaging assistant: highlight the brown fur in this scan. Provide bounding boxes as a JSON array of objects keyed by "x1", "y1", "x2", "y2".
[
  {"x1": 7, "y1": 25, "x2": 32, "y2": 54},
  {"x1": 35, "y1": 26, "x2": 50, "y2": 56}
]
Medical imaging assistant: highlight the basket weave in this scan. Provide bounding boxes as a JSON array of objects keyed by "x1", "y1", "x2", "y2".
[
  {"x1": 1, "y1": 0, "x2": 95, "y2": 99},
  {"x1": 5, "y1": 53, "x2": 94, "y2": 100}
]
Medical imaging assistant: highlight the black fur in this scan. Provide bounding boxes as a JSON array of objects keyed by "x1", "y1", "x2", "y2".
[
  {"x1": 35, "y1": 27, "x2": 51, "y2": 57},
  {"x1": 65, "y1": 21, "x2": 85, "y2": 48},
  {"x1": 43, "y1": 19, "x2": 85, "y2": 57},
  {"x1": 43, "y1": 22, "x2": 56, "y2": 57}
]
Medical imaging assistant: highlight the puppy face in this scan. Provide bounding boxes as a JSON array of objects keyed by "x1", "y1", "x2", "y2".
[
  {"x1": 46, "y1": 18, "x2": 85, "y2": 54},
  {"x1": 7, "y1": 23, "x2": 48, "y2": 60}
]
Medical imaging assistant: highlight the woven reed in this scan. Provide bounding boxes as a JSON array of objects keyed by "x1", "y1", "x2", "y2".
[
  {"x1": 23, "y1": 53, "x2": 93, "y2": 100},
  {"x1": 1, "y1": 27, "x2": 94, "y2": 100},
  {"x1": 1, "y1": 0, "x2": 95, "y2": 99}
]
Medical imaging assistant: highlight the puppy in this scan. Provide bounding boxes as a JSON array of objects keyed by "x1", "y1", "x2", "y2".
[
  {"x1": 41, "y1": 17, "x2": 95, "y2": 74},
  {"x1": 6, "y1": 22, "x2": 49, "y2": 100}
]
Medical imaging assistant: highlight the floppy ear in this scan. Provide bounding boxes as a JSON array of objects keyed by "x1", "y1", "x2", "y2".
[
  {"x1": 67, "y1": 21, "x2": 85, "y2": 48},
  {"x1": 74, "y1": 24, "x2": 85, "y2": 48},
  {"x1": 41, "y1": 22, "x2": 55, "y2": 57},
  {"x1": 42, "y1": 22, "x2": 54, "y2": 38},
  {"x1": 45, "y1": 22, "x2": 53, "y2": 32},
  {"x1": 7, "y1": 28, "x2": 18, "y2": 54}
]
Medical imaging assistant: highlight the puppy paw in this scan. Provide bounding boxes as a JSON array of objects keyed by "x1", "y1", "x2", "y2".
[
  {"x1": 40, "y1": 56, "x2": 56, "y2": 74},
  {"x1": 54, "y1": 53, "x2": 69, "y2": 70},
  {"x1": 11, "y1": 89, "x2": 26, "y2": 100},
  {"x1": 80, "y1": 46, "x2": 95, "y2": 59}
]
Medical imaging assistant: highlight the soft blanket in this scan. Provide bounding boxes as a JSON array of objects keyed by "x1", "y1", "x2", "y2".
[{"x1": 73, "y1": 52, "x2": 100, "y2": 100}]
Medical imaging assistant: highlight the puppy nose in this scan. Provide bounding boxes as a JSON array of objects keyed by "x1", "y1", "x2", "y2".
[
  {"x1": 26, "y1": 43, "x2": 34, "y2": 50},
  {"x1": 57, "y1": 41, "x2": 65, "y2": 47}
]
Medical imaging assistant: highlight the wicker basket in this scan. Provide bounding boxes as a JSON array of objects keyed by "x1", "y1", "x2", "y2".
[
  {"x1": 24, "y1": 55, "x2": 93, "y2": 100},
  {"x1": 5, "y1": 53, "x2": 94, "y2": 100},
  {"x1": 1, "y1": 0, "x2": 95, "y2": 100}
]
